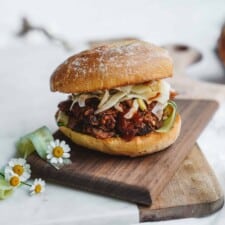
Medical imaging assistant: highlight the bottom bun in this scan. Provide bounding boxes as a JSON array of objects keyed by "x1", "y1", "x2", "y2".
[{"x1": 59, "y1": 114, "x2": 181, "y2": 157}]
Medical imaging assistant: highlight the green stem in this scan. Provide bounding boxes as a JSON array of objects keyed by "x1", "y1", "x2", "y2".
[{"x1": 21, "y1": 181, "x2": 32, "y2": 187}]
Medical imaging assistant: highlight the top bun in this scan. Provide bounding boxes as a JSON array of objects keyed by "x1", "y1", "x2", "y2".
[{"x1": 50, "y1": 40, "x2": 173, "y2": 93}]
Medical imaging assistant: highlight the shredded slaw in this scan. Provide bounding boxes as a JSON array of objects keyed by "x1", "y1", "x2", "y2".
[{"x1": 69, "y1": 80, "x2": 173, "y2": 120}]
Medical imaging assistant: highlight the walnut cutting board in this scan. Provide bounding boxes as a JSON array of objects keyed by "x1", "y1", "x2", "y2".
[
  {"x1": 139, "y1": 144, "x2": 224, "y2": 221},
  {"x1": 27, "y1": 99, "x2": 218, "y2": 206},
  {"x1": 164, "y1": 44, "x2": 225, "y2": 103}
]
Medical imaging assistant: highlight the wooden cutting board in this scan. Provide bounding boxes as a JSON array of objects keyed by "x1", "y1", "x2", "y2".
[
  {"x1": 137, "y1": 44, "x2": 224, "y2": 220},
  {"x1": 139, "y1": 144, "x2": 224, "y2": 221},
  {"x1": 164, "y1": 44, "x2": 225, "y2": 103},
  {"x1": 27, "y1": 99, "x2": 218, "y2": 206}
]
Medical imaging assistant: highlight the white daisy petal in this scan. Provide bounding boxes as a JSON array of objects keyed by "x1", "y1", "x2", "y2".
[
  {"x1": 4, "y1": 171, "x2": 14, "y2": 181},
  {"x1": 63, "y1": 152, "x2": 70, "y2": 158},
  {"x1": 9, "y1": 159, "x2": 15, "y2": 166},
  {"x1": 46, "y1": 139, "x2": 71, "y2": 168},
  {"x1": 58, "y1": 158, "x2": 63, "y2": 164},
  {"x1": 39, "y1": 179, "x2": 42, "y2": 183},
  {"x1": 24, "y1": 164, "x2": 31, "y2": 171},
  {"x1": 64, "y1": 146, "x2": 71, "y2": 153},
  {"x1": 21, "y1": 172, "x2": 31, "y2": 181},
  {"x1": 6, "y1": 158, "x2": 31, "y2": 182},
  {"x1": 60, "y1": 140, "x2": 66, "y2": 147},
  {"x1": 50, "y1": 158, "x2": 58, "y2": 164},
  {"x1": 8, "y1": 160, "x2": 15, "y2": 167},
  {"x1": 49, "y1": 142, "x2": 55, "y2": 148},
  {"x1": 10, "y1": 159, "x2": 15, "y2": 164},
  {"x1": 47, "y1": 154, "x2": 53, "y2": 159},
  {"x1": 63, "y1": 148, "x2": 69, "y2": 153},
  {"x1": 55, "y1": 139, "x2": 60, "y2": 146},
  {"x1": 29, "y1": 178, "x2": 46, "y2": 195},
  {"x1": 18, "y1": 158, "x2": 26, "y2": 165},
  {"x1": 4, "y1": 166, "x2": 12, "y2": 173}
]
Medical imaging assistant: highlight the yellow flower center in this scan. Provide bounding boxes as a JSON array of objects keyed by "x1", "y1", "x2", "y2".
[
  {"x1": 53, "y1": 146, "x2": 64, "y2": 158},
  {"x1": 13, "y1": 165, "x2": 24, "y2": 176},
  {"x1": 10, "y1": 176, "x2": 20, "y2": 187},
  {"x1": 34, "y1": 184, "x2": 42, "y2": 193}
]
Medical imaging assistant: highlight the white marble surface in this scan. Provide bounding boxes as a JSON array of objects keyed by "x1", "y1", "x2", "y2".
[{"x1": 1, "y1": 1, "x2": 225, "y2": 224}]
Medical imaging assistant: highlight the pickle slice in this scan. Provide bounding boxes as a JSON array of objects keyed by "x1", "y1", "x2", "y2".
[
  {"x1": 16, "y1": 126, "x2": 53, "y2": 159},
  {"x1": 137, "y1": 98, "x2": 147, "y2": 111},
  {"x1": 0, "y1": 177, "x2": 14, "y2": 200},
  {"x1": 156, "y1": 101, "x2": 177, "y2": 133},
  {"x1": 56, "y1": 111, "x2": 69, "y2": 127}
]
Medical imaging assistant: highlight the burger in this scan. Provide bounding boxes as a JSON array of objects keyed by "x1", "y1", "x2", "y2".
[{"x1": 50, "y1": 40, "x2": 181, "y2": 157}]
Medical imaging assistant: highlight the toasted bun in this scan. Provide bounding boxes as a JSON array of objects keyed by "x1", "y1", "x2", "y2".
[
  {"x1": 50, "y1": 40, "x2": 173, "y2": 93},
  {"x1": 59, "y1": 114, "x2": 181, "y2": 157}
]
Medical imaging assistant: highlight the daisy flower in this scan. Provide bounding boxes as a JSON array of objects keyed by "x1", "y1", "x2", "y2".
[
  {"x1": 30, "y1": 178, "x2": 45, "y2": 195},
  {"x1": 46, "y1": 139, "x2": 71, "y2": 165},
  {"x1": 4, "y1": 171, "x2": 21, "y2": 188},
  {"x1": 5, "y1": 158, "x2": 31, "y2": 182}
]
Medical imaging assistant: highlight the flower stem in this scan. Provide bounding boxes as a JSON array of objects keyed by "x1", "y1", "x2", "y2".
[{"x1": 21, "y1": 181, "x2": 32, "y2": 187}]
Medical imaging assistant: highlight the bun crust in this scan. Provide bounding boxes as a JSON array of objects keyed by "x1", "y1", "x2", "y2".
[
  {"x1": 59, "y1": 114, "x2": 181, "y2": 157},
  {"x1": 50, "y1": 40, "x2": 173, "y2": 93}
]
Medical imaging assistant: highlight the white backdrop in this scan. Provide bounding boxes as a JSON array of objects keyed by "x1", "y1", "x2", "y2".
[{"x1": 1, "y1": 0, "x2": 225, "y2": 81}]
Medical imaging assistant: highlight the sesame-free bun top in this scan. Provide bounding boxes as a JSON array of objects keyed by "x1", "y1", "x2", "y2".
[{"x1": 50, "y1": 40, "x2": 173, "y2": 93}]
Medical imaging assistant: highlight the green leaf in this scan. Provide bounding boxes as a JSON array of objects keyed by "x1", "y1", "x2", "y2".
[
  {"x1": 0, "y1": 177, "x2": 14, "y2": 200},
  {"x1": 156, "y1": 101, "x2": 177, "y2": 133},
  {"x1": 16, "y1": 126, "x2": 54, "y2": 159}
]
